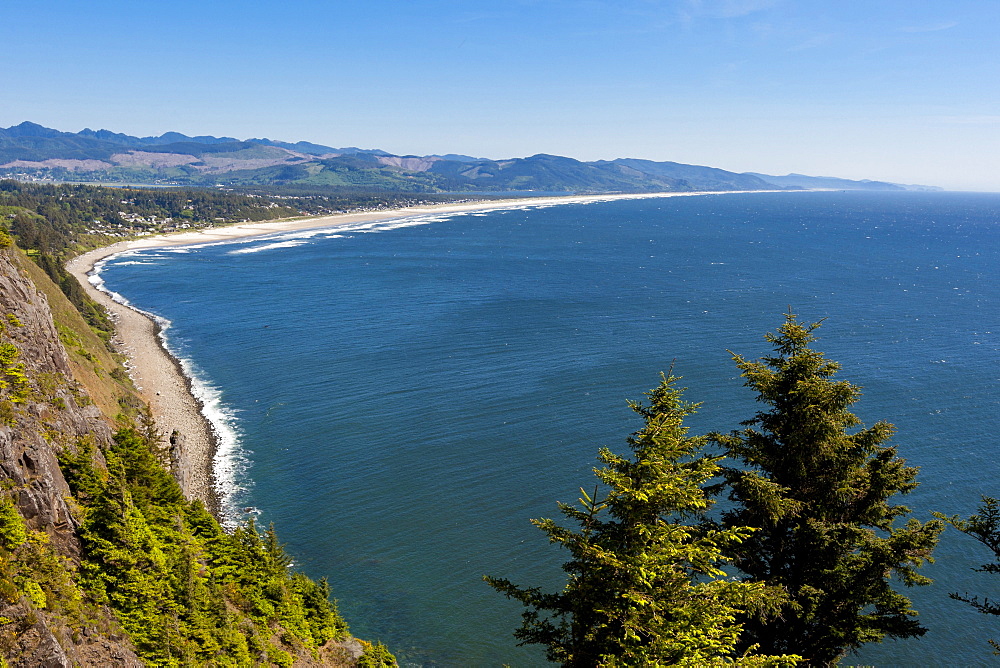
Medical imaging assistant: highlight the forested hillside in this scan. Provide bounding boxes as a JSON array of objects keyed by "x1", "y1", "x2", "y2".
[
  {"x1": 0, "y1": 186, "x2": 396, "y2": 665},
  {"x1": 0, "y1": 122, "x2": 776, "y2": 193},
  {"x1": 0, "y1": 122, "x2": 938, "y2": 193}
]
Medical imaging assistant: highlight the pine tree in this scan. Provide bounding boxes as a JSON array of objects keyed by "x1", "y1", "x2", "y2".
[
  {"x1": 713, "y1": 313, "x2": 943, "y2": 664},
  {"x1": 936, "y1": 496, "x2": 1000, "y2": 654},
  {"x1": 487, "y1": 375, "x2": 798, "y2": 666}
]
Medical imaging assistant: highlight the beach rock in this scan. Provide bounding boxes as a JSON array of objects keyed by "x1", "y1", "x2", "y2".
[{"x1": 170, "y1": 428, "x2": 189, "y2": 490}]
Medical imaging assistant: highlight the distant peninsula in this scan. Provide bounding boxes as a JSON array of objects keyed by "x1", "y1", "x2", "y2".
[{"x1": 0, "y1": 122, "x2": 940, "y2": 193}]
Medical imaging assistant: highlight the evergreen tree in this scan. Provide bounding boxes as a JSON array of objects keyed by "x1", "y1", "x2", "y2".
[
  {"x1": 936, "y1": 496, "x2": 1000, "y2": 654},
  {"x1": 713, "y1": 313, "x2": 943, "y2": 664},
  {"x1": 487, "y1": 375, "x2": 798, "y2": 666}
]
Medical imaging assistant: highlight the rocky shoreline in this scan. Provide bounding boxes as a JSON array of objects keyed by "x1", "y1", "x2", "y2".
[{"x1": 67, "y1": 242, "x2": 220, "y2": 513}]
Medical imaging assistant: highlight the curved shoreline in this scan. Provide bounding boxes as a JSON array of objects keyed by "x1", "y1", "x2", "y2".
[
  {"x1": 65, "y1": 189, "x2": 774, "y2": 519},
  {"x1": 68, "y1": 245, "x2": 222, "y2": 513}
]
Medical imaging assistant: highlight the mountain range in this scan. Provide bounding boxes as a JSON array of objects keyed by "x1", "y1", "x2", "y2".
[{"x1": 0, "y1": 122, "x2": 938, "y2": 193}]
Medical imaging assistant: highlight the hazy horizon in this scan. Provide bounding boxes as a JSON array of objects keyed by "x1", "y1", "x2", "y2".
[{"x1": 3, "y1": 1, "x2": 997, "y2": 191}]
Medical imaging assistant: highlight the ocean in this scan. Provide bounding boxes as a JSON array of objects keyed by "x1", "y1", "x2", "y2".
[{"x1": 96, "y1": 191, "x2": 1000, "y2": 666}]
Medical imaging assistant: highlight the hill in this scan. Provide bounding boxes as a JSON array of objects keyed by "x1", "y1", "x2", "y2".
[
  {"x1": 746, "y1": 172, "x2": 942, "y2": 192},
  {"x1": 0, "y1": 122, "x2": 936, "y2": 193}
]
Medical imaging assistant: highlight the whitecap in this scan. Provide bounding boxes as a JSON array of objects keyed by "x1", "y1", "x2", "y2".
[
  {"x1": 228, "y1": 240, "x2": 311, "y2": 255},
  {"x1": 88, "y1": 256, "x2": 133, "y2": 307},
  {"x1": 153, "y1": 319, "x2": 249, "y2": 528},
  {"x1": 88, "y1": 250, "x2": 249, "y2": 527},
  {"x1": 149, "y1": 198, "x2": 636, "y2": 255}
]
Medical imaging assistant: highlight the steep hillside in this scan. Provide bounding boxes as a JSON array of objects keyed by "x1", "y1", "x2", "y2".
[
  {"x1": 0, "y1": 239, "x2": 144, "y2": 665},
  {"x1": 0, "y1": 237, "x2": 394, "y2": 666}
]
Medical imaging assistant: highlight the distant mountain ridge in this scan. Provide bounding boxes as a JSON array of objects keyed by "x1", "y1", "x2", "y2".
[
  {"x1": 745, "y1": 172, "x2": 941, "y2": 192},
  {"x1": 0, "y1": 121, "x2": 939, "y2": 193}
]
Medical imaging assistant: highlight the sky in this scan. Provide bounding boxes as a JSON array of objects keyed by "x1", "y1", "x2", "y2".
[{"x1": 2, "y1": 0, "x2": 998, "y2": 191}]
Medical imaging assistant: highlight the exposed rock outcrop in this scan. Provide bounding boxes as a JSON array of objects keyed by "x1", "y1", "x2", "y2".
[
  {"x1": 0, "y1": 248, "x2": 142, "y2": 664},
  {"x1": 0, "y1": 245, "x2": 388, "y2": 666}
]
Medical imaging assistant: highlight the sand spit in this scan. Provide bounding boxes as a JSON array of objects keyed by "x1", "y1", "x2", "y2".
[{"x1": 64, "y1": 190, "x2": 772, "y2": 518}]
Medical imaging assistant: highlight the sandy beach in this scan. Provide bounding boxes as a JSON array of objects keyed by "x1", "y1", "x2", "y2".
[{"x1": 64, "y1": 190, "x2": 752, "y2": 517}]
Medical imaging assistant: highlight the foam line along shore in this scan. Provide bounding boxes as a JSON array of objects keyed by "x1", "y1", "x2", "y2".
[{"x1": 65, "y1": 189, "x2": 770, "y2": 519}]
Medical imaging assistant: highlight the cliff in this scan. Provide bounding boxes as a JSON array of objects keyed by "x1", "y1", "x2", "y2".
[
  {"x1": 0, "y1": 242, "x2": 390, "y2": 665},
  {"x1": 0, "y1": 244, "x2": 143, "y2": 665}
]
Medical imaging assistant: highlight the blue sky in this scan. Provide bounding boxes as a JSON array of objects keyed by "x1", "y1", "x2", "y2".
[{"x1": 3, "y1": 0, "x2": 997, "y2": 190}]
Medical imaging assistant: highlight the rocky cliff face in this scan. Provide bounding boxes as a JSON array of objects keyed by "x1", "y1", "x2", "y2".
[
  {"x1": 0, "y1": 247, "x2": 143, "y2": 665},
  {"x1": 0, "y1": 246, "x2": 385, "y2": 667}
]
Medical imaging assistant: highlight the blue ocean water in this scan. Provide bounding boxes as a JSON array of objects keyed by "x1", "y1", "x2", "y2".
[{"x1": 97, "y1": 191, "x2": 999, "y2": 666}]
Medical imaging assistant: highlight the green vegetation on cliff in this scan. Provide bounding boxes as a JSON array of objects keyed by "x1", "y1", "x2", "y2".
[
  {"x1": 60, "y1": 428, "x2": 352, "y2": 665},
  {"x1": 0, "y1": 490, "x2": 125, "y2": 658},
  {"x1": 0, "y1": 220, "x2": 396, "y2": 664}
]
